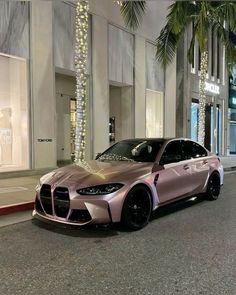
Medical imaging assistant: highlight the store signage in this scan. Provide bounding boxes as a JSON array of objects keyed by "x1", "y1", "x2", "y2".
[{"x1": 205, "y1": 82, "x2": 220, "y2": 94}]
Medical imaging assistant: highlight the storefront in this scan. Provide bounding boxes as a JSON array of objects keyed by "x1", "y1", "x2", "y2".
[
  {"x1": 0, "y1": 53, "x2": 29, "y2": 172},
  {"x1": 190, "y1": 82, "x2": 224, "y2": 155},
  {"x1": 228, "y1": 68, "x2": 236, "y2": 154},
  {"x1": 0, "y1": 0, "x2": 175, "y2": 173}
]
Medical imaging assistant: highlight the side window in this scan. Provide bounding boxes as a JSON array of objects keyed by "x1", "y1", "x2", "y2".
[
  {"x1": 160, "y1": 141, "x2": 183, "y2": 165},
  {"x1": 183, "y1": 141, "x2": 207, "y2": 159},
  {"x1": 182, "y1": 141, "x2": 194, "y2": 160}
]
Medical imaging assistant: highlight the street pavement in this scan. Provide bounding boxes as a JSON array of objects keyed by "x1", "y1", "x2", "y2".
[{"x1": 0, "y1": 172, "x2": 235, "y2": 295}]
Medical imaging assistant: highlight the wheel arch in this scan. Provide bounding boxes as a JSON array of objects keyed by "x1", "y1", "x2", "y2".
[
  {"x1": 109, "y1": 181, "x2": 156, "y2": 223},
  {"x1": 129, "y1": 183, "x2": 154, "y2": 210},
  {"x1": 120, "y1": 183, "x2": 153, "y2": 230},
  {"x1": 208, "y1": 170, "x2": 221, "y2": 184},
  {"x1": 206, "y1": 169, "x2": 221, "y2": 200},
  {"x1": 204, "y1": 169, "x2": 221, "y2": 191}
]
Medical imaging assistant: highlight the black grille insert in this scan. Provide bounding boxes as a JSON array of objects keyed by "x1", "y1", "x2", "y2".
[
  {"x1": 40, "y1": 184, "x2": 52, "y2": 215},
  {"x1": 54, "y1": 187, "x2": 70, "y2": 218},
  {"x1": 69, "y1": 209, "x2": 91, "y2": 223},
  {"x1": 35, "y1": 197, "x2": 44, "y2": 214}
]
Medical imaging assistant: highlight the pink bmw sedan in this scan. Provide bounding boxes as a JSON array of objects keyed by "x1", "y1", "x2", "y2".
[{"x1": 33, "y1": 138, "x2": 224, "y2": 230}]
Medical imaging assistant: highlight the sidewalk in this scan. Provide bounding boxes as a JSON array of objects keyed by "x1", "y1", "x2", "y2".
[
  {"x1": 0, "y1": 175, "x2": 41, "y2": 215},
  {"x1": 0, "y1": 156, "x2": 236, "y2": 216}
]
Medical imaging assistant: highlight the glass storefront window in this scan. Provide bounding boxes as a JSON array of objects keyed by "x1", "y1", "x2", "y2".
[
  {"x1": 0, "y1": 53, "x2": 29, "y2": 172},
  {"x1": 191, "y1": 99, "x2": 222, "y2": 154},
  {"x1": 229, "y1": 109, "x2": 236, "y2": 154},
  {"x1": 191, "y1": 102, "x2": 198, "y2": 142},
  {"x1": 230, "y1": 123, "x2": 236, "y2": 154}
]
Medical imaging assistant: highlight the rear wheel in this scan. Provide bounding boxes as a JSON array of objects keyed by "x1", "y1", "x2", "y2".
[
  {"x1": 206, "y1": 172, "x2": 221, "y2": 200},
  {"x1": 121, "y1": 185, "x2": 152, "y2": 230}
]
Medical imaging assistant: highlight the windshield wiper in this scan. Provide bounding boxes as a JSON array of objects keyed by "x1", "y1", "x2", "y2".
[{"x1": 98, "y1": 153, "x2": 134, "y2": 162}]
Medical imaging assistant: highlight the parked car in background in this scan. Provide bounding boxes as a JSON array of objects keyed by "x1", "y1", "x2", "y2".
[{"x1": 33, "y1": 138, "x2": 224, "y2": 230}]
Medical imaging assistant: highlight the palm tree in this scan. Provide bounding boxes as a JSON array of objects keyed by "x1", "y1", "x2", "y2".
[
  {"x1": 156, "y1": 1, "x2": 236, "y2": 145},
  {"x1": 74, "y1": 0, "x2": 146, "y2": 163},
  {"x1": 74, "y1": 0, "x2": 89, "y2": 163},
  {"x1": 120, "y1": 1, "x2": 236, "y2": 146}
]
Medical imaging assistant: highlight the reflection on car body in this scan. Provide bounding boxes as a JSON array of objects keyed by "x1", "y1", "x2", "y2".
[{"x1": 33, "y1": 138, "x2": 224, "y2": 230}]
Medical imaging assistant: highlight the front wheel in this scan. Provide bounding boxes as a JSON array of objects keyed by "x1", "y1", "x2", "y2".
[
  {"x1": 206, "y1": 172, "x2": 221, "y2": 200},
  {"x1": 121, "y1": 185, "x2": 152, "y2": 230}
]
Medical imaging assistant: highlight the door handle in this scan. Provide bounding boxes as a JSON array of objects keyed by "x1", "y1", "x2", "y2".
[
  {"x1": 183, "y1": 164, "x2": 189, "y2": 170},
  {"x1": 203, "y1": 159, "x2": 208, "y2": 164}
]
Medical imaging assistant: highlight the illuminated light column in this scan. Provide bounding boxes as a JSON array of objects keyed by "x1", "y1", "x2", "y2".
[
  {"x1": 114, "y1": 0, "x2": 123, "y2": 6},
  {"x1": 74, "y1": 0, "x2": 89, "y2": 163},
  {"x1": 198, "y1": 51, "x2": 208, "y2": 146}
]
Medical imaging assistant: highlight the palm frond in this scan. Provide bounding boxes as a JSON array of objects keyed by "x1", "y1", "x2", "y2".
[
  {"x1": 225, "y1": 41, "x2": 236, "y2": 70},
  {"x1": 120, "y1": 1, "x2": 146, "y2": 31},
  {"x1": 211, "y1": 2, "x2": 236, "y2": 31},
  {"x1": 187, "y1": 34, "x2": 196, "y2": 65},
  {"x1": 156, "y1": 24, "x2": 182, "y2": 67},
  {"x1": 214, "y1": 21, "x2": 236, "y2": 69},
  {"x1": 166, "y1": 2, "x2": 193, "y2": 35}
]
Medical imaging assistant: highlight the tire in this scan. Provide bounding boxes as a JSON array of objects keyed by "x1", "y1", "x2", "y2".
[
  {"x1": 121, "y1": 185, "x2": 152, "y2": 230},
  {"x1": 206, "y1": 172, "x2": 221, "y2": 201}
]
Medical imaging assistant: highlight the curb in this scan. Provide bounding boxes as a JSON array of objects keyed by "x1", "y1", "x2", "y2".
[
  {"x1": 224, "y1": 166, "x2": 236, "y2": 172},
  {"x1": 0, "y1": 202, "x2": 34, "y2": 216}
]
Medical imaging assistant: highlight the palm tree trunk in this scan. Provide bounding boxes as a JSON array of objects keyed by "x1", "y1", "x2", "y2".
[
  {"x1": 74, "y1": 0, "x2": 89, "y2": 163},
  {"x1": 198, "y1": 51, "x2": 208, "y2": 146}
]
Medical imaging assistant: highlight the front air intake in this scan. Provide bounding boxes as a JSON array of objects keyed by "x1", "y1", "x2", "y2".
[
  {"x1": 69, "y1": 209, "x2": 91, "y2": 223},
  {"x1": 53, "y1": 187, "x2": 70, "y2": 218},
  {"x1": 40, "y1": 184, "x2": 53, "y2": 215}
]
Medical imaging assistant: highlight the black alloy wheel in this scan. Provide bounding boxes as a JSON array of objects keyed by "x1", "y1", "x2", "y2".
[
  {"x1": 121, "y1": 185, "x2": 152, "y2": 230},
  {"x1": 206, "y1": 172, "x2": 221, "y2": 200}
]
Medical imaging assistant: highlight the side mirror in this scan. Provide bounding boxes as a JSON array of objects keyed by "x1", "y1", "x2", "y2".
[{"x1": 95, "y1": 152, "x2": 102, "y2": 160}]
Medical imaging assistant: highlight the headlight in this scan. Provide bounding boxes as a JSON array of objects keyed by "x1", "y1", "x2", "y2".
[{"x1": 77, "y1": 183, "x2": 124, "y2": 195}]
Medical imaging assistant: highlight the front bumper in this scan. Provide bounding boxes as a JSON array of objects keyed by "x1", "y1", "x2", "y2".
[
  {"x1": 34, "y1": 196, "x2": 112, "y2": 226},
  {"x1": 218, "y1": 164, "x2": 224, "y2": 185}
]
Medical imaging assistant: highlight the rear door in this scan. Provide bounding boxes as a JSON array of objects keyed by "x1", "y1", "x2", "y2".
[
  {"x1": 156, "y1": 140, "x2": 193, "y2": 204},
  {"x1": 182, "y1": 140, "x2": 209, "y2": 194}
]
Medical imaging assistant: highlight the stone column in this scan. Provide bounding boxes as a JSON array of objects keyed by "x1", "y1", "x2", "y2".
[
  {"x1": 30, "y1": 1, "x2": 57, "y2": 169},
  {"x1": 135, "y1": 36, "x2": 146, "y2": 137},
  {"x1": 92, "y1": 15, "x2": 109, "y2": 157}
]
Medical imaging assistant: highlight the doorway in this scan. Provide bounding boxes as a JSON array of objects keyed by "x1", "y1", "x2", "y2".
[
  {"x1": 229, "y1": 109, "x2": 236, "y2": 154},
  {"x1": 55, "y1": 73, "x2": 91, "y2": 164},
  {"x1": 191, "y1": 99, "x2": 222, "y2": 154},
  {"x1": 204, "y1": 103, "x2": 213, "y2": 151},
  {"x1": 230, "y1": 123, "x2": 236, "y2": 154},
  {"x1": 109, "y1": 85, "x2": 134, "y2": 144}
]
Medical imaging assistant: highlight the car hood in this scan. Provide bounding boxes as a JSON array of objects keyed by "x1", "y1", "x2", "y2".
[{"x1": 40, "y1": 160, "x2": 153, "y2": 189}]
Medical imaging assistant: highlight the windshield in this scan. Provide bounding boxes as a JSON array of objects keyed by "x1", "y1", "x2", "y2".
[{"x1": 97, "y1": 140, "x2": 164, "y2": 162}]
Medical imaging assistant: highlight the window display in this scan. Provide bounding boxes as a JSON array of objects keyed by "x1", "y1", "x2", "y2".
[{"x1": 0, "y1": 53, "x2": 29, "y2": 172}]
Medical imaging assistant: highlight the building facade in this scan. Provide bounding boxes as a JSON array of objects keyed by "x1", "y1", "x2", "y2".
[
  {"x1": 0, "y1": 0, "x2": 176, "y2": 173},
  {"x1": 176, "y1": 25, "x2": 229, "y2": 156}
]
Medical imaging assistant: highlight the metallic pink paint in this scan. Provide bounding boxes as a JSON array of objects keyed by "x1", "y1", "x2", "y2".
[{"x1": 33, "y1": 138, "x2": 224, "y2": 228}]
